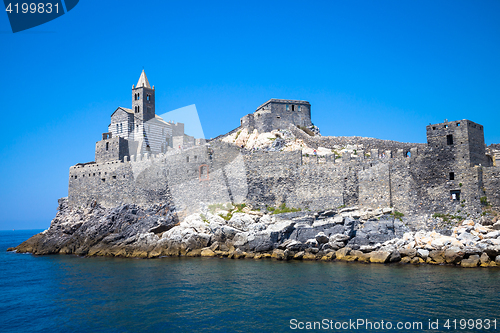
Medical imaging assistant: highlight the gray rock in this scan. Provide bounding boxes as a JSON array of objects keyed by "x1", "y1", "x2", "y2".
[
  {"x1": 457, "y1": 232, "x2": 479, "y2": 242},
  {"x1": 344, "y1": 217, "x2": 357, "y2": 237},
  {"x1": 332, "y1": 215, "x2": 344, "y2": 224},
  {"x1": 242, "y1": 230, "x2": 279, "y2": 252},
  {"x1": 329, "y1": 241, "x2": 346, "y2": 250},
  {"x1": 227, "y1": 213, "x2": 257, "y2": 231},
  {"x1": 285, "y1": 240, "x2": 304, "y2": 251},
  {"x1": 480, "y1": 252, "x2": 491, "y2": 265},
  {"x1": 329, "y1": 233, "x2": 350, "y2": 243},
  {"x1": 485, "y1": 231, "x2": 500, "y2": 239},
  {"x1": 417, "y1": 249, "x2": 429, "y2": 259},
  {"x1": 444, "y1": 248, "x2": 464, "y2": 264},
  {"x1": 315, "y1": 232, "x2": 329, "y2": 244},
  {"x1": 292, "y1": 215, "x2": 315, "y2": 226},
  {"x1": 232, "y1": 232, "x2": 249, "y2": 247},
  {"x1": 484, "y1": 245, "x2": 500, "y2": 257},
  {"x1": 305, "y1": 238, "x2": 319, "y2": 248},
  {"x1": 359, "y1": 245, "x2": 379, "y2": 253},
  {"x1": 389, "y1": 251, "x2": 401, "y2": 263},
  {"x1": 248, "y1": 223, "x2": 266, "y2": 232},
  {"x1": 348, "y1": 218, "x2": 398, "y2": 247},
  {"x1": 210, "y1": 223, "x2": 240, "y2": 243}
]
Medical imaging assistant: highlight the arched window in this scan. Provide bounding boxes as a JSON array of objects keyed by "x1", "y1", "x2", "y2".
[
  {"x1": 116, "y1": 124, "x2": 119, "y2": 133},
  {"x1": 106, "y1": 142, "x2": 109, "y2": 151},
  {"x1": 147, "y1": 94, "x2": 150, "y2": 101},
  {"x1": 137, "y1": 93, "x2": 140, "y2": 100}
]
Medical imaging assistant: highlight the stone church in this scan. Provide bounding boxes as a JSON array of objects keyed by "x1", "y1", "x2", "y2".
[{"x1": 95, "y1": 70, "x2": 194, "y2": 163}]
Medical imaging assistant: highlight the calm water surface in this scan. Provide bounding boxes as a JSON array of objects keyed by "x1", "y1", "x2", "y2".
[{"x1": 1, "y1": 230, "x2": 500, "y2": 333}]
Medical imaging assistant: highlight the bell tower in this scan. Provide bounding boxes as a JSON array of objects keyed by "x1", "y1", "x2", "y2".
[{"x1": 132, "y1": 70, "x2": 155, "y2": 122}]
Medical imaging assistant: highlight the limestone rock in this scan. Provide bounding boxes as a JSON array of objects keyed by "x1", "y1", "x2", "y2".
[
  {"x1": 271, "y1": 249, "x2": 286, "y2": 260},
  {"x1": 369, "y1": 251, "x2": 391, "y2": 263},
  {"x1": 228, "y1": 213, "x2": 258, "y2": 231},
  {"x1": 417, "y1": 249, "x2": 429, "y2": 260},
  {"x1": 400, "y1": 248, "x2": 417, "y2": 258},
  {"x1": 480, "y1": 253, "x2": 491, "y2": 266},
  {"x1": 201, "y1": 248, "x2": 216, "y2": 257},
  {"x1": 444, "y1": 248, "x2": 464, "y2": 264},
  {"x1": 293, "y1": 251, "x2": 305, "y2": 260},
  {"x1": 335, "y1": 247, "x2": 352, "y2": 260},
  {"x1": 461, "y1": 255, "x2": 480, "y2": 268},
  {"x1": 428, "y1": 250, "x2": 446, "y2": 264},
  {"x1": 320, "y1": 251, "x2": 336, "y2": 261},
  {"x1": 303, "y1": 252, "x2": 317, "y2": 260}
]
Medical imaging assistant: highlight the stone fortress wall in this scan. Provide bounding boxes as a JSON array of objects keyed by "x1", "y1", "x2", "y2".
[
  {"x1": 68, "y1": 72, "x2": 499, "y2": 220},
  {"x1": 69, "y1": 122, "x2": 499, "y2": 220}
]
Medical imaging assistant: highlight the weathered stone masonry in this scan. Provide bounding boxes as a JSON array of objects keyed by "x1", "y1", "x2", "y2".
[
  {"x1": 68, "y1": 72, "x2": 499, "y2": 219},
  {"x1": 69, "y1": 122, "x2": 499, "y2": 219}
]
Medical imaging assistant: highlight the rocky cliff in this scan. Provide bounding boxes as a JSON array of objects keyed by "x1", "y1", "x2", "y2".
[{"x1": 10, "y1": 198, "x2": 500, "y2": 268}]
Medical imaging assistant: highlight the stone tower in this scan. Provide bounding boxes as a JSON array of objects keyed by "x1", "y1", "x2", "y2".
[
  {"x1": 426, "y1": 119, "x2": 487, "y2": 167},
  {"x1": 132, "y1": 70, "x2": 155, "y2": 122}
]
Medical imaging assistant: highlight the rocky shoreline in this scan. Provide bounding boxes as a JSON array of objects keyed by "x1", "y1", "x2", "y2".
[{"x1": 9, "y1": 198, "x2": 500, "y2": 268}]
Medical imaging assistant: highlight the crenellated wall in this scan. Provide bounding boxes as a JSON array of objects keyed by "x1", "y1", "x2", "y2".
[{"x1": 69, "y1": 138, "x2": 498, "y2": 219}]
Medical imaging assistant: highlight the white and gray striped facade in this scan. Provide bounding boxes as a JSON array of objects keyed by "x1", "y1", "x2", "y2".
[{"x1": 95, "y1": 71, "x2": 193, "y2": 163}]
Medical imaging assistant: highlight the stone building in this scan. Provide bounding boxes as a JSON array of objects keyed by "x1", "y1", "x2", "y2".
[
  {"x1": 240, "y1": 99, "x2": 312, "y2": 133},
  {"x1": 95, "y1": 70, "x2": 194, "y2": 163}
]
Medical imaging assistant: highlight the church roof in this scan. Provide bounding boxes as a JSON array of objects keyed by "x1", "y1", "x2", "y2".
[
  {"x1": 136, "y1": 70, "x2": 151, "y2": 88},
  {"x1": 155, "y1": 114, "x2": 169, "y2": 125},
  {"x1": 110, "y1": 107, "x2": 133, "y2": 117}
]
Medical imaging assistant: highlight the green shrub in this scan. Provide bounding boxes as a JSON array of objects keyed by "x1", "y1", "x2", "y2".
[
  {"x1": 266, "y1": 203, "x2": 301, "y2": 215},
  {"x1": 394, "y1": 211, "x2": 404, "y2": 218},
  {"x1": 480, "y1": 196, "x2": 490, "y2": 206},
  {"x1": 234, "y1": 203, "x2": 247, "y2": 211},
  {"x1": 200, "y1": 214, "x2": 209, "y2": 224},
  {"x1": 219, "y1": 212, "x2": 232, "y2": 221},
  {"x1": 432, "y1": 213, "x2": 464, "y2": 224}
]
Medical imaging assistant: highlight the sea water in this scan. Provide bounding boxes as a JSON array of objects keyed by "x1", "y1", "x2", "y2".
[{"x1": 1, "y1": 230, "x2": 500, "y2": 333}]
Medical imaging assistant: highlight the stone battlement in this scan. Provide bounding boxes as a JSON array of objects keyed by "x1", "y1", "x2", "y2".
[{"x1": 68, "y1": 73, "x2": 499, "y2": 220}]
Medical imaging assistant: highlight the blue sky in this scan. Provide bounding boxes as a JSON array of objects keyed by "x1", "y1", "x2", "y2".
[{"x1": 1, "y1": 0, "x2": 499, "y2": 229}]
